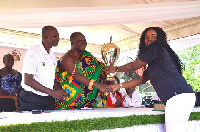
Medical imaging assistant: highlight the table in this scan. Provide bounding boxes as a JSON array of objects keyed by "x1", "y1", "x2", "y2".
[
  {"x1": 0, "y1": 107, "x2": 200, "y2": 132},
  {"x1": 0, "y1": 107, "x2": 163, "y2": 125}
]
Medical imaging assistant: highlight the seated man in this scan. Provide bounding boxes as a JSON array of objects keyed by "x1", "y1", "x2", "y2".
[
  {"x1": 145, "y1": 92, "x2": 161, "y2": 108},
  {"x1": 122, "y1": 86, "x2": 142, "y2": 107}
]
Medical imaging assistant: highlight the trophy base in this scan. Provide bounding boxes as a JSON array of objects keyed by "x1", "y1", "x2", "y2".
[
  {"x1": 103, "y1": 76, "x2": 120, "y2": 96},
  {"x1": 103, "y1": 76, "x2": 119, "y2": 85}
]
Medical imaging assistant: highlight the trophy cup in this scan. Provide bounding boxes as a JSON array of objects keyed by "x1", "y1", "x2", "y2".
[{"x1": 101, "y1": 38, "x2": 120, "y2": 85}]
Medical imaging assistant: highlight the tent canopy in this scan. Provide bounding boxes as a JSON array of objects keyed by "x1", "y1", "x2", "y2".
[{"x1": 0, "y1": 0, "x2": 200, "y2": 55}]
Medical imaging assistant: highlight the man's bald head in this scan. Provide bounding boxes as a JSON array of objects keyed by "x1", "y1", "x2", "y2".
[{"x1": 42, "y1": 25, "x2": 57, "y2": 38}]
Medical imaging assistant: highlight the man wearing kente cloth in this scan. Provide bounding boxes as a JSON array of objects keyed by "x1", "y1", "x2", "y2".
[{"x1": 55, "y1": 32, "x2": 111, "y2": 109}]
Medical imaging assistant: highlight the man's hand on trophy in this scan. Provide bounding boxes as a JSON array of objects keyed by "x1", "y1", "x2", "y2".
[
  {"x1": 98, "y1": 84, "x2": 112, "y2": 93},
  {"x1": 108, "y1": 84, "x2": 120, "y2": 92}
]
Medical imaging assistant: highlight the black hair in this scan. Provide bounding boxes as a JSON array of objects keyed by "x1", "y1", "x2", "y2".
[
  {"x1": 137, "y1": 27, "x2": 183, "y2": 75},
  {"x1": 3, "y1": 54, "x2": 13, "y2": 61},
  {"x1": 42, "y1": 25, "x2": 56, "y2": 37},
  {"x1": 70, "y1": 32, "x2": 83, "y2": 42}
]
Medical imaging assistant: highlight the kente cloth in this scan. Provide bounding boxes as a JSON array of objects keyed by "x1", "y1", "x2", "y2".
[
  {"x1": 55, "y1": 51, "x2": 107, "y2": 110},
  {"x1": 1, "y1": 74, "x2": 21, "y2": 95}
]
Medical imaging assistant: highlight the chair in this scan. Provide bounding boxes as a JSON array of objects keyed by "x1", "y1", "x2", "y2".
[{"x1": 0, "y1": 96, "x2": 19, "y2": 112}]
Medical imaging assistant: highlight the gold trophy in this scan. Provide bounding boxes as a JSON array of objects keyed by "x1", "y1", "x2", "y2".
[{"x1": 101, "y1": 37, "x2": 120, "y2": 84}]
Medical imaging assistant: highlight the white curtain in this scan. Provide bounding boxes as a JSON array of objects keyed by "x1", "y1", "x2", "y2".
[{"x1": 0, "y1": 1, "x2": 200, "y2": 28}]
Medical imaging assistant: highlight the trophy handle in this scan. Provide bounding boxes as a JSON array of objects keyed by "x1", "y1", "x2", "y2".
[{"x1": 109, "y1": 59, "x2": 114, "y2": 67}]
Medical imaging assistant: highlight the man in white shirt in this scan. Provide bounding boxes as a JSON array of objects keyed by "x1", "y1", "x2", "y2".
[
  {"x1": 122, "y1": 86, "x2": 142, "y2": 107},
  {"x1": 19, "y1": 26, "x2": 67, "y2": 111}
]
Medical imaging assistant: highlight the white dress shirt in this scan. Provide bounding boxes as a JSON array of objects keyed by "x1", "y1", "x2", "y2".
[
  {"x1": 122, "y1": 90, "x2": 142, "y2": 107},
  {"x1": 21, "y1": 43, "x2": 57, "y2": 96}
]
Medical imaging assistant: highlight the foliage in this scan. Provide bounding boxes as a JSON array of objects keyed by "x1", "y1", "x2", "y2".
[
  {"x1": 178, "y1": 44, "x2": 200, "y2": 92},
  {"x1": 116, "y1": 56, "x2": 139, "y2": 82},
  {"x1": 117, "y1": 71, "x2": 140, "y2": 82},
  {"x1": 0, "y1": 112, "x2": 199, "y2": 132}
]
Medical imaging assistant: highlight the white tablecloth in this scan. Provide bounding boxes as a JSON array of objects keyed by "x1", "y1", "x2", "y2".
[
  {"x1": 0, "y1": 107, "x2": 165, "y2": 125},
  {"x1": 1, "y1": 107, "x2": 200, "y2": 132}
]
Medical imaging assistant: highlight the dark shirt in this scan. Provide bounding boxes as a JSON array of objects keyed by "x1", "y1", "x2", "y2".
[{"x1": 139, "y1": 43, "x2": 194, "y2": 105}]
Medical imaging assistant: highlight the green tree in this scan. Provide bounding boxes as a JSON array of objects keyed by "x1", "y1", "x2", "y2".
[{"x1": 178, "y1": 44, "x2": 200, "y2": 92}]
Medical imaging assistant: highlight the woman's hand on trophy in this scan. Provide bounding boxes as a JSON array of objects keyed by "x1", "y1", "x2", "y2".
[{"x1": 105, "y1": 66, "x2": 117, "y2": 75}]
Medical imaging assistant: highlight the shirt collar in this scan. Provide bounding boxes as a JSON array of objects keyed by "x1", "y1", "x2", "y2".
[{"x1": 39, "y1": 43, "x2": 53, "y2": 56}]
